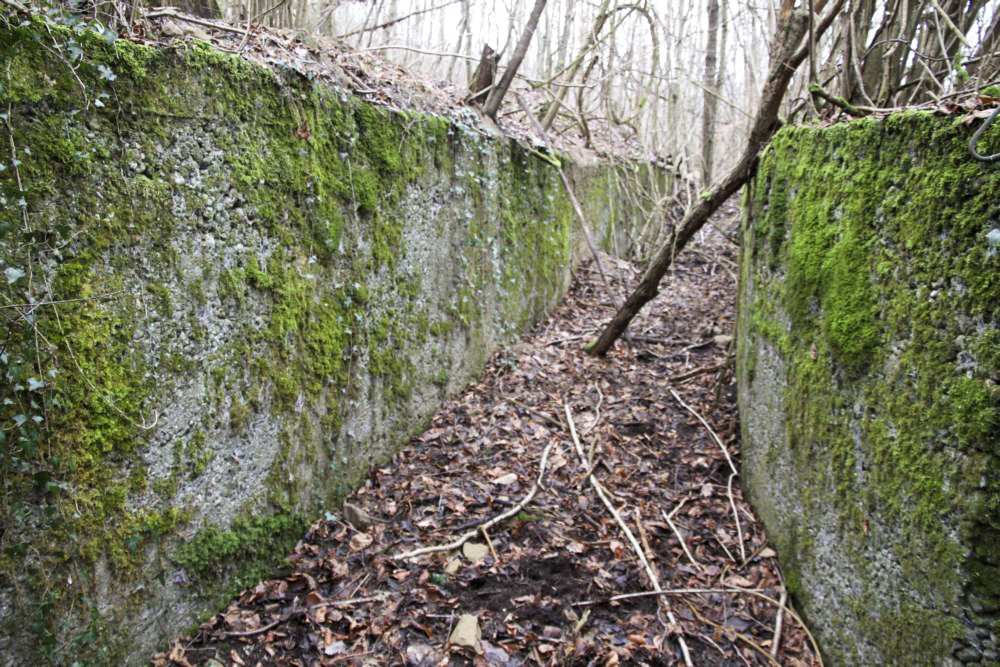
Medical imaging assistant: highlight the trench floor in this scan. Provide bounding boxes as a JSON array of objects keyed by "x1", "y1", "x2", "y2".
[{"x1": 154, "y1": 204, "x2": 819, "y2": 667}]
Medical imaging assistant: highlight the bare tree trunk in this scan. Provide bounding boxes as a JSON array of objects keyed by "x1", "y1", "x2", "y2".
[
  {"x1": 446, "y1": 0, "x2": 472, "y2": 81},
  {"x1": 541, "y1": 0, "x2": 613, "y2": 130},
  {"x1": 359, "y1": 0, "x2": 382, "y2": 47},
  {"x1": 968, "y1": 6, "x2": 1000, "y2": 84},
  {"x1": 501, "y1": 0, "x2": 527, "y2": 59},
  {"x1": 172, "y1": 0, "x2": 220, "y2": 18},
  {"x1": 701, "y1": 0, "x2": 721, "y2": 185},
  {"x1": 387, "y1": 0, "x2": 399, "y2": 40},
  {"x1": 717, "y1": 1, "x2": 728, "y2": 91},
  {"x1": 556, "y1": 0, "x2": 575, "y2": 71},
  {"x1": 588, "y1": 3, "x2": 825, "y2": 356},
  {"x1": 538, "y1": 5, "x2": 552, "y2": 77},
  {"x1": 484, "y1": 0, "x2": 549, "y2": 119}
]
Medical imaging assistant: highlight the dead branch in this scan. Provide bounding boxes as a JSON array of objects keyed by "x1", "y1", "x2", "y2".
[
  {"x1": 336, "y1": 0, "x2": 463, "y2": 39},
  {"x1": 144, "y1": 8, "x2": 246, "y2": 33},
  {"x1": 565, "y1": 403, "x2": 693, "y2": 667},
  {"x1": 663, "y1": 500, "x2": 699, "y2": 568},
  {"x1": 480, "y1": 526, "x2": 499, "y2": 560},
  {"x1": 392, "y1": 437, "x2": 556, "y2": 559},
  {"x1": 225, "y1": 595, "x2": 388, "y2": 637},
  {"x1": 572, "y1": 586, "x2": 823, "y2": 666},
  {"x1": 507, "y1": 397, "x2": 565, "y2": 429},
  {"x1": 237, "y1": 0, "x2": 289, "y2": 52},
  {"x1": 670, "y1": 388, "x2": 745, "y2": 561},
  {"x1": 669, "y1": 388, "x2": 735, "y2": 475},
  {"x1": 669, "y1": 359, "x2": 729, "y2": 384},
  {"x1": 0, "y1": 0, "x2": 29, "y2": 13},
  {"x1": 772, "y1": 587, "x2": 788, "y2": 657},
  {"x1": 587, "y1": 0, "x2": 849, "y2": 356},
  {"x1": 684, "y1": 602, "x2": 784, "y2": 667}
]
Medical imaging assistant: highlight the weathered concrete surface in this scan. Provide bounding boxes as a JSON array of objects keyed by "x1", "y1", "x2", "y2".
[
  {"x1": 737, "y1": 114, "x2": 999, "y2": 665},
  {"x1": 0, "y1": 26, "x2": 652, "y2": 665}
]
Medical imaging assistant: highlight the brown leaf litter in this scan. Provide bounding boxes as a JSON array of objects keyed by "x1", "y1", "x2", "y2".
[{"x1": 153, "y1": 204, "x2": 822, "y2": 666}]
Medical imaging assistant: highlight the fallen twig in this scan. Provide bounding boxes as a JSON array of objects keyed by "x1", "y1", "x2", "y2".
[
  {"x1": 565, "y1": 403, "x2": 693, "y2": 667},
  {"x1": 574, "y1": 586, "x2": 822, "y2": 665},
  {"x1": 507, "y1": 397, "x2": 565, "y2": 429},
  {"x1": 225, "y1": 594, "x2": 387, "y2": 637},
  {"x1": 393, "y1": 438, "x2": 556, "y2": 559},
  {"x1": 727, "y1": 471, "x2": 745, "y2": 561},
  {"x1": 669, "y1": 359, "x2": 729, "y2": 384},
  {"x1": 771, "y1": 587, "x2": 788, "y2": 658},
  {"x1": 236, "y1": 0, "x2": 289, "y2": 53},
  {"x1": 663, "y1": 501, "x2": 699, "y2": 568},
  {"x1": 545, "y1": 334, "x2": 588, "y2": 346},
  {"x1": 480, "y1": 526, "x2": 499, "y2": 561},
  {"x1": 0, "y1": 289, "x2": 131, "y2": 312},
  {"x1": 670, "y1": 388, "x2": 745, "y2": 561},
  {"x1": 571, "y1": 586, "x2": 768, "y2": 606},
  {"x1": 0, "y1": 0, "x2": 30, "y2": 13},
  {"x1": 144, "y1": 8, "x2": 246, "y2": 34},
  {"x1": 516, "y1": 94, "x2": 624, "y2": 312},
  {"x1": 225, "y1": 617, "x2": 284, "y2": 638},
  {"x1": 635, "y1": 506, "x2": 655, "y2": 562},
  {"x1": 583, "y1": 384, "x2": 604, "y2": 437},
  {"x1": 683, "y1": 601, "x2": 783, "y2": 667}
]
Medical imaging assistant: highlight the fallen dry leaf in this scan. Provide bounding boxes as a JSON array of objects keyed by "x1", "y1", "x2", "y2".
[
  {"x1": 449, "y1": 614, "x2": 483, "y2": 654},
  {"x1": 462, "y1": 542, "x2": 490, "y2": 562},
  {"x1": 349, "y1": 532, "x2": 373, "y2": 551},
  {"x1": 492, "y1": 472, "x2": 518, "y2": 486}
]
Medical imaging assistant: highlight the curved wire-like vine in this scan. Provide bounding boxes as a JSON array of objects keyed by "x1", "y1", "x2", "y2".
[{"x1": 969, "y1": 105, "x2": 1000, "y2": 162}]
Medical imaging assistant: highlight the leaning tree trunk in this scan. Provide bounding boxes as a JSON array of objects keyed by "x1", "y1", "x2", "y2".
[
  {"x1": 483, "y1": 0, "x2": 548, "y2": 119},
  {"x1": 587, "y1": 0, "x2": 844, "y2": 356}
]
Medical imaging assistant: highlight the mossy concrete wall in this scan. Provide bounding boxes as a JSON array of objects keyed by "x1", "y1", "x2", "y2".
[
  {"x1": 0, "y1": 23, "x2": 645, "y2": 665},
  {"x1": 737, "y1": 113, "x2": 999, "y2": 665}
]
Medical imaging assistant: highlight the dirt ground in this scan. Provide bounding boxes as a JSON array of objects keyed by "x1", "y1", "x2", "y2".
[{"x1": 154, "y1": 202, "x2": 820, "y2": 667}]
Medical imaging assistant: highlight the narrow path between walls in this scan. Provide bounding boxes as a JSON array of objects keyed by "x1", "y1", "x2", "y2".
[{"x1": 154, "y1": 204, "x2": 820, "y2": 667}]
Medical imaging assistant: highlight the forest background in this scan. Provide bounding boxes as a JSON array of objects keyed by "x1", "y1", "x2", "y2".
[{"x1": 139, "y1": 0, "x2": 1000, "y2": 188}]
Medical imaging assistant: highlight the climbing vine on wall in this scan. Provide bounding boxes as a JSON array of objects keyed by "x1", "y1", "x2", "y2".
[{"x1": 0, "y1": 5, "x2": 143, "y2": 659}]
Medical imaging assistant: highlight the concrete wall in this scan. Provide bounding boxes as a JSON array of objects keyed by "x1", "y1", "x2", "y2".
[
  {"x1": 0, "y1": 25, "x2": 647, "y2": 665},
  {"x1": 737, "y1": 113, "x2": 999, "y2": 665}
]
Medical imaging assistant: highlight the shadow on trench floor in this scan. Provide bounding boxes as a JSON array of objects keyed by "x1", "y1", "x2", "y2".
[{"x1": 154, "y1": 204, "x2": 820, "y2": 666}]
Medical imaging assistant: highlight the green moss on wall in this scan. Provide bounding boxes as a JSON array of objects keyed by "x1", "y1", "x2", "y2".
[
  {"x1": 172, "y1": 508, "x2": 307, "y2": 615},
  {"x1": 741, "y1": 112, "x2": 999, "y2": 664}
]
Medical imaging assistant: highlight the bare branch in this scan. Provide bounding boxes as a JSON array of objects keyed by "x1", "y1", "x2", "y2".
[{"x1": 336, "y1": 0, "x2": 463, "y2": 39}]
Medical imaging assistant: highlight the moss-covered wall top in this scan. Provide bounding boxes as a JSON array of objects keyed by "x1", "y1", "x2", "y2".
[
  {"x1": 0, "y1": 20, "x2": 643, "y2": 665},
  {"x1": 737, "y1": 113, "x2": 999, "y2": 666}
]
